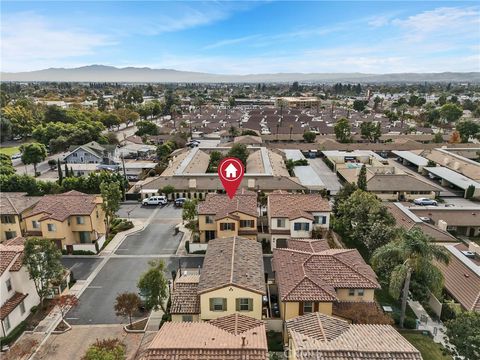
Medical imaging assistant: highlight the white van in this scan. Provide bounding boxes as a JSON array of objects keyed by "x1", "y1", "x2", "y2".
[{"x1": 142, "y1": 196, "x2": 167, "y2": 206}]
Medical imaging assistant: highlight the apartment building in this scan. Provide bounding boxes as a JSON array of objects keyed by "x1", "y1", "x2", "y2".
[
  {"x1": 267, "y1": 191, "x2": 331, "y2": 249},
  {"x1": 0, "y1": 192, "x2": 40, "y2": 242},
  {"x1": 197, "y1": 189, "x2": 258, "y2": 242},
  {"x1": 23, "y1": 191, "x2": 106, "y2": 252}
]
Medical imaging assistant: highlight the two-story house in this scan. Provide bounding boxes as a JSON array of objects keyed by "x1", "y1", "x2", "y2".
[
  {"x1": 0, "y1": 192, "x2": 40, "y2": 242},
  {"x1": 171, "y1": 236, "x2": 266, "y2": 322},
  {"x1": 197, "y1": 189, "x2": 258, "y2": 243},
  {"x1": 23, "y1": 191, "x2": 106, "y2": 253},
  {"x1": 63, "y1": 141, "x2": 117, "y2": 165},
  {"x1": 272, "y1": 239, "x2": 380, "y2": 327},
  {"x1": 0, "y1": 237, "x2": 40, "y2": 337},
  {"x1": 267, "y1": 191, "x2": 331, "y2": 249}
]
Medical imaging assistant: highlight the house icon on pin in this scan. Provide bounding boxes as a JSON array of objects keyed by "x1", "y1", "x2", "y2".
[{"x1": 225, "y1": 163, "x2": 238, "y2": 178}]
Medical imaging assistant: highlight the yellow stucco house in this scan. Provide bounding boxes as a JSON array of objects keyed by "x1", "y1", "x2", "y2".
[
  {"x1": 272, "y1": 239, "x2": 380, "y2": 326},
  {"x1": 197, "y1": 190, "x2": 258, "y2": 242},
  {"x1": 171, "y1": 236, "x2": 266, "y2": 322},
  {"x1": 0, "y1": 193, "x2": 40, "y2": 242},
  {"x1": 23, "y1": 191, "x2": 106, "y2": 252}
]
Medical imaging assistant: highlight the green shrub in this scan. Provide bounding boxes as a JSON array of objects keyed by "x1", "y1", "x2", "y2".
[
  {"x1": 0, "y1": 321, "x2": 26, "y2": 347},
  {"x1": 185, "y1": 241, "x2": 190, "y2": 253}
]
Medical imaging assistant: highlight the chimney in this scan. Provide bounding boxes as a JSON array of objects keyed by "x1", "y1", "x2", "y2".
[{"x1": 438, "y1": 219, "x2": 448, "y2": 231}]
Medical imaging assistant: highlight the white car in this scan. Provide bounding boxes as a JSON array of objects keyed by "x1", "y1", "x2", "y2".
[
  {"x1": 11, "y1": 153, "x2": 22, "y2": 160},
  {"x1": 413, "y1": 198, "x2": 438, "y2": 206},
  {"x1": 142, "y1": 196, "x2": 167, "y2": 206}
]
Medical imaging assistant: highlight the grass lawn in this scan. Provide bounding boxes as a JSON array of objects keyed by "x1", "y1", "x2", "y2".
[
  {"x1": 400, "y1": 331, "x2": 452, "y2": 360},
  {"x1": 0, "y1": 146, "x2": 20, "y2": 156}
]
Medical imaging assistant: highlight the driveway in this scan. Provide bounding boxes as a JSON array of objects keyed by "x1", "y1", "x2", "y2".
[{"x1": 309, "y1": 158, "x2": 342, "y2": 194}]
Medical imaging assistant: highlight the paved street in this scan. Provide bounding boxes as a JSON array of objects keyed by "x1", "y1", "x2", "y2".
[
  {"x1": 61, "y1": 257, "x2": 103, "y2": 280},
  {"x1": 117, "y1": 203, "x2": 182, "y2": 219},
  {"x1": 309, "y1": 158, "x2": 343, "y2": 195}
]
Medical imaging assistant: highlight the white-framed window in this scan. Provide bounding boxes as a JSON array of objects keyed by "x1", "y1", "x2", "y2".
[
  {"x1": 237, "y1": 298, "x2": 253, "y2": 311},
  {"x1": 220, "y1": 223, "x2": 235, "y2": 231},
  {"x1": 357, "y1": 289, "x2": 364, "y2": 296},
  {"x1": 348, "y1": 289, "x2": 355, "y2": 296},
  {"x1": 47, "y1": 223, "x2": 56, "y2": 232},
  {"x1": 32, "y1": 220, "x2": 40, "y2": 229},
  {"x1": 276, "y1": 219, "x2": 286, "y2": 228},
  {"x1": 314, "y1": 216, "x2": 327, "y2": 225},
  {"x1": 6, "y1": 278, "x2": 12, "y2": 292},
  {"x1": 240, "y1": 220, "x2": 254, "y2": 228},
  {"x1": 20, "y1": 301, "x2": 26, "y2": 315},
  {"x1": 303, "y1": 302, "x2": 314, "y2": 313},
  {"x1": 4, "y1": 316, "x2": 11, "y2": 332},
  {"x1": 76, "y1": 216, "x2": 85, "y2": 225},
  {"x1": 210, "y1": 298, "x2": 226, "y2": 311},
  {"x1": 182, "y1": 315, "x2": 193, "y2": 322},
  {"x1": 205, "y1": 216, "x2": 214, "y2": 224},
  {"x1": 293, "y1": 222, "x2": 310, "y2": 231}
]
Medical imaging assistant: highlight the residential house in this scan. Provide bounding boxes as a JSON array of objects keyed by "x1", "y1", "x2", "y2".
[
  {"x1": 143, "y1": 314, "x2": 268, "y2": 360},
  {"x1": 0, "y1": 193, "x2": 40, "y2": 242},
  {"x1": 272, "y1": 239, "x2": 380, "y2": 324},
  {"x1": 410, "y1": 207, "x2": 480, "y2": 237},
  {"x1": 171, "y1": 236, "x2": 266, "y2": 322},
  {"x1": 286, "y1": 313, "x2": 422, "y2": 360},
  {"x1": 0, "y1": 237, "x2": 40, "y2": 337},
  {"x1": 267, "y1": 191, "x2": 331, "y2": 249},
  {"x1": 63, "y1": 141, "x2": 117, "y2": 165},
  {"x1": 23, "y1": 191, "x2": 106, "y2": 253},
  {"x1": 197, "y1": 190, "x2": 258, "y2": 243}
]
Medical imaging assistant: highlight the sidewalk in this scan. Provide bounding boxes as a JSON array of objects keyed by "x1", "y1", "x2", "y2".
[{"x1": 175, "y1": 223, "x2": 192, "y2": 256}]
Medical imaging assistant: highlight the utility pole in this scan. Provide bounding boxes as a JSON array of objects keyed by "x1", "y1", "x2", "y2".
[{"x1": 121, "y1": 153, "x2": 127, "y2": 202}]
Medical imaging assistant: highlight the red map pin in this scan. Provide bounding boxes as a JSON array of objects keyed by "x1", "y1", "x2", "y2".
[{"x1": 218, "y1": 157, "x2": 245, "y2": 199}]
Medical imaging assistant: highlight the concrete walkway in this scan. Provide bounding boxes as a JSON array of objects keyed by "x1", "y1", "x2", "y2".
[{"x1": 175, "y1": 223, "x2": 192, "y2": 256}]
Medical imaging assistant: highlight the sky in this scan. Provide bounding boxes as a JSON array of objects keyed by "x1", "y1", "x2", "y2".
[{"x1": 1, "y1": 1, "x2": 479, "y2": 74}]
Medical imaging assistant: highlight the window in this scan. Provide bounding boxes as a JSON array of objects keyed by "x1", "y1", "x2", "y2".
[
  {"x1": 4, "y1": 316, "x2": 10, "y2": 332},
  {"x1": 72, "y1": 153, "x2": 78, "y2": 157},
  {"x1": 47, "y1": 223, "x2": 56, "y2": 232},
  {"x1": 240, "y1": 220, "x2": 254, "y2": 228},
  {"x1": 220, "y1": 223, "x2": 235, "y2": 231},
  {"x1": 5, "y1": 231, "x2": 17, "y2": 240},
  {"x1": 210, "y1": 298, "x2": 226, "y2": 311},
  {"x1": 303, "y1": 302, "x2": 313, "y2": 313},
  {"x1": 19, "y1": 301, "x2": 25, "y2": 315},
  {"x1": 357, "y1": 289, "x2": 364, "y2": 296},
  {"x1": 6, "y1": 278, "x2": 12, "y2": 292},
  {"x1": 236, "y1": 298, "x2": 253, "y2": 311},
  {"x1": 32, "y1": 220, "x2": 40, "y2": 229},
  {"x1": 1, "y1": 215, "x2": 15, "y2": 224},
  {"x1": 293, "y1": 223, "x2": 310, "y2": 231},
  {"x1": 314, "y1": 216, "x2": 327, "y2": 225},
  {"x1": 79, "y1": 232, "x2": 90, "y2": 244},
  {"x1": 182, "y1": 315, "x2": 193, "y2": 322},
  {"x1": 205, "y1": 230, "x2": 216, "y2": 241},
  {"x1": 276, "y1": 219, "x2": 286, "y2": 228},
  {"x1": 205, "y1": 216, "x2": 214, "y2": 224},
  {"x1": 76, "y1": 216, "x2": 85, "y2": 225},
  {"x1": 348, "y1": 289, "x2": 355, "y2": 296}
]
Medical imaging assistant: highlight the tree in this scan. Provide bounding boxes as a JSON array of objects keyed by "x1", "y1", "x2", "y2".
[
  {"x1": 371, "y1": 228, "x2": 449, "y2": 328},
  {"x1": 182, "y1": 199, "x2": 198, "y2": 223},
  {"x1": 105, "y1": 132, "x2": 119, "y2": 145},
  {"x1": 445, "y1": 311, "x2": 480, "y2": 360},
  {"x1": 456, "y1": 119, "x2": 480, "y2": 143},
  {"x1": 357, "y1": 165, "x2": 367, "y2": 191},
  {"x1": 241, "y1": 129, "x2": 258, "y2": 136},
  {"x1": 228, "y1": 96, "x2": 236, "y2": 108},
  {"x1": 0, "y1": 117, "x2": 12, "y2": 142},
  {"x1": 100, "y1": 181, "x2": 122, "y2": 237},
  {"x1": 332, "y1": 182, "x2": 358, "y2": 217},
  {"x1": 336, "y1": 190, "x2": 396, "y2": 256},
  {"x1": 303, "y1": 131, "x2": 316, "y2": 143},
  {"x1": 137, "y1": 260, "x2": 169, "y2": 312},
  {"x1": 334, "y1": 118, "x2": 352, "y2": 143},
  {"x1": 0, "y1": 154, "x2": 15, "y2": 176},
  {"x1": 114, "y1": 292, "x2": 141, "y2": 328},
  {"x1": 23, "y1": 238, "x2": 64, "y2": 307},
  {"x1": 227, "y1": 144, "x2": 249, "y2": 167},
  {"x1": 207, "y1": 150, "x2": 223, "y2": 172},
  {"x1": 160, "y1": 185, "x2": 175, "y2": 199},
  {"x1": 135, "y1": 121, "x2": 158, "y2": 136},
  {"x1": 101, "y1": 113, "x2": 121, "y2": 129},
  {"x1": 52, "y1": 294, "x2": 78, "y2": 320},
  {"x1": 432, "y1": 132, "x2": 444, "y2": 143},
  {"x1": 439, "y1": 103, "x2": 463, "y2": 123},
  {"x1": 84, "y1": 338, "x2": 126, "y2": 360},
  {"x1": 353, "y1": 100, "x2": 367, "y2": 112},
  {"x1": 20, "y1": 142, "x2": 47, "y2": 176},
  {"x1": 360, "y1": 122, "x2": 381, "y2": 142},
  {"x1": 228, "y1": 126, "x2": 239, "y2": 137}
]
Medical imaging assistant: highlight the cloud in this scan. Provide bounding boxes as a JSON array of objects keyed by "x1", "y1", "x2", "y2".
[
  {"x1": 1, "y1": 12, "x2": 114, "y2": 71},
  {"x1": 203, "y1": 34, "x2": 262, "y2": 50}
]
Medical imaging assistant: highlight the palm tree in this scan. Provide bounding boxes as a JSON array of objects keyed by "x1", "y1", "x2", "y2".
[
  {"x1": 170, "y1": 105, "x2": 180, "y2": 130},
  {"x1": 371, "y1": 228, "x2": 449, "y2": 328}
]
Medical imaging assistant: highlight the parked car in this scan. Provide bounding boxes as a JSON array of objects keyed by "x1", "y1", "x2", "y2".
[
  {"x1": 11, "y1": 153, "x2": 22, "y2": 160},
  {"x1": 174, "y1": 198, "x2": 187, "y2": 207},
  {"x1": 413, "y1": 198, "x2": 438, "y2": 206},
  {"x1": 142, "y1": 196, "x2": 167, "y2": 206}
]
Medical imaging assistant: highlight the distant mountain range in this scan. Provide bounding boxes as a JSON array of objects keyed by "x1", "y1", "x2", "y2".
[{"x1": 2, "y1": 65, "x2": 479, "y2": 83}]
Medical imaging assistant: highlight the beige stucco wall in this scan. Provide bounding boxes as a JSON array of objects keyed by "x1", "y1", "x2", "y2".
[
  {"x1": 0, "y1": 215, "x2": 22, "y2": 242},
  {"x1": 336, "y1": 289, "x2": 375, "y2": 302},
  {"x1": 199, "y1": 285, "x2": 263, "y2": 321},
  {"x1": 279, "y1": 300, "x2": 333, "y2": 321},
  {"x1": 171, "y1": 314, "x2": 200, "y2": 322}
]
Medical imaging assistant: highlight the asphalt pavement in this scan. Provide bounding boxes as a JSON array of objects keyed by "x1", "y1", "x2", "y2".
[{"x1": 61, "y1": 257, "x2": 103, "y2": 280}]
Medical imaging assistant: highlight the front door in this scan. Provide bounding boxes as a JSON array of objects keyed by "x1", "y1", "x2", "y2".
[{"x1": 66, "y1": 245, "x2": 74, "y2": 255}]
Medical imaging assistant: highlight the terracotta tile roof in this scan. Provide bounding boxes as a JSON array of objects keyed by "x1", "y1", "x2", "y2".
[
  {"x1": 268, "y1": 191, "x2": 330, "y2": 219},
  {"x1": 273, "y1": 247, "x2": 379, "y2": 302},
  {"x1": 286, "y1": 313, "x2": 422, "y2": 360},
  {"x1": 0, "y1": 251, "x2": 18, "y2": 276},
  {"x1": 0, "y1": 238, "x2": 25, "y2": 276},
  {"x1": 198, "y1": 190, "x2": 257, "y2": 218},
  {"x1": 198, "y1": 237, "x2": 265, "y2": 295},
  {"x1": 144, "y1": 315, "x2": 268, "y2": 360},
  {"x1": 435, "y1": 245, "x2": 480, "y2": 312},
  {"x1": 0, "y1": 192, "x2": 40, "y2": 215},
  {"x1": 25, "y1": 191, "x2": 98, "y2": 222},
  {"x1": 287, "y1": 239, "x2": 330, "y2": 253},
  {"x1": 171, "y1": 280, "x2": 200, "y2": 314},
  {"x1": 1, "y1": 292, "x2": 28, "y2": 320}
]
